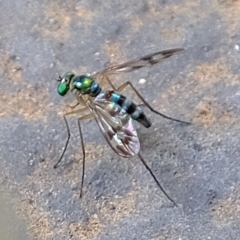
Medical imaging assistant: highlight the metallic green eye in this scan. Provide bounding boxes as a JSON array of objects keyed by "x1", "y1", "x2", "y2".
[
  {"x1": 58, "y1": 83, "x2": 69, "y2": 96},
  {"x1": 57, "y1": 72, "x2": 75, "y2": 96}
]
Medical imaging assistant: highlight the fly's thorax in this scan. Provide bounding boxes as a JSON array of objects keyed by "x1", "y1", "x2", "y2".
[{"x1": 72, "y1": 75, "x2": 101, "y2": 97}]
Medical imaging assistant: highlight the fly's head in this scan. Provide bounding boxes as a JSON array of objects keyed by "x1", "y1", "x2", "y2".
[
  {"x1": 57, "y1": 71, "x2": 75, "y2": 96},
  {"x1": 57, "y1": 72, "x2": 95, "y2": 96}
]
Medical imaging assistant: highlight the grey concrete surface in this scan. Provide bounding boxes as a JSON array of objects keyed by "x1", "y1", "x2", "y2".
[{"x1": 1, "y1": 0, "x2": 240, "y2": 239}]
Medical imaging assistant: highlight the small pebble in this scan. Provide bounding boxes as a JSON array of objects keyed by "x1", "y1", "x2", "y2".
[
  {"x1": 234, "y1": 44, "x2": 239, "y2": 51},
  {"x1": 139, "y1": 78, "x2": 146, "y2": 84}
]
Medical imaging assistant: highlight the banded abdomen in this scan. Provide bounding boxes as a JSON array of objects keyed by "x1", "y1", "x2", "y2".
[{"x1": 106, "y1": 91, "x2": 151, "y2": 128}]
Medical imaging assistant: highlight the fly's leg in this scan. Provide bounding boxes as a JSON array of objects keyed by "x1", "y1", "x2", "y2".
[
  {"x1": 98, "y1": 73, "x2": 117, "y2": 90},
  {"x1": 100, "y1": 74, "x2": 188, "y2": 205},
  {"x1": 116, "y1": 81, "x2": 191, "y2": 124},
  {"x1": 100, "y1": 74, "x2": 190, "y2": 124},
  {"x1": 54, "y1": 107, "x2": 89, "y2": 168},
  {"x1": 68, "y1": 100, "x2": 80, "y2": 109},
  {"x1": 138, "y1": 152, "x2": 178, "y2": 206},
  {"x1": 116, "y1": 80, "x2": 189, "y2": 204},
  {"x1": 77, "y1": 113, "x2": 93, "y2": 198}
]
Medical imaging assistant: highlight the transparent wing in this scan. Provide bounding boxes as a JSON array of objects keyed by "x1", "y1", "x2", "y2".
[
  {"x1": 87, "y1": 94, "x2": 140, "y2": 157},
  {"x1": 95, "y1": 48, "x2": 184, "y2": 75}
]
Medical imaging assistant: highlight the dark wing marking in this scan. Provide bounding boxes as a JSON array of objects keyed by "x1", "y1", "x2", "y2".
[{"x1": 96, "y1": 48, "x2": 184, "y2": 75}]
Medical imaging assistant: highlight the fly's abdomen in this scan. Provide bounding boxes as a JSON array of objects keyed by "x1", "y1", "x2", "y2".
[{"x1": 108, "y1": 91, "x2": 152, "y2": 128}]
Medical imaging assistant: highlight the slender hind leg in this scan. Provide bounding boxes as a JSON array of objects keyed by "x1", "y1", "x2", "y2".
[
  {"x1": 101, "y1": 74, "x2": 190, "y2": 124},
  {"x1": 117, "y1": 81, "x2": 190, "y2": 124},
  {"x1": 76, "y1": 113, "x2": 93, "y2": 198},
  {"x1": 54, "y1": 107, "x2": 90, "y2": 168},
  {"x1": 138, "y1": 152, "x2": 178, "y2": 206},
  {"x1": 115, "y1": 80, "x2": 187, "y2": 205},
  {"x1": 101, "y1": 74, "x2": 184, "y2": 205}
]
